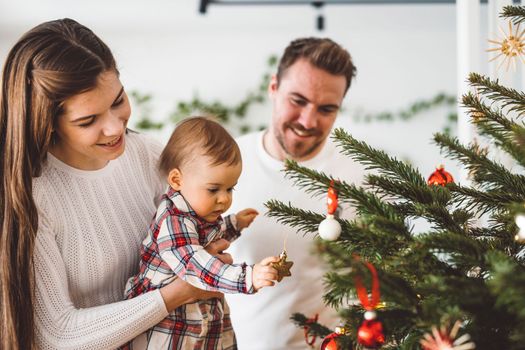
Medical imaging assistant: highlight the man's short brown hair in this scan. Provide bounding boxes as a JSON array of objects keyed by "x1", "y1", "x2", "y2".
[
  {"x1": 158, "y1": 116, "x2": 241, "y2": 176},
  {"x1": 276, "y1": 37, "x2": 357, "y2": 94}
]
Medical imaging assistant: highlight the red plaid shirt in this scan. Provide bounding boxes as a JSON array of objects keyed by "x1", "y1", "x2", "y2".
[{"x1": 122, "y1": 188, "x2": 254, "y2": 350}]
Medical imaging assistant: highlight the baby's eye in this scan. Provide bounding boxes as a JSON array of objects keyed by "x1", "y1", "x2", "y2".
[
  {"x1": 208, "y1": 188, "x2": 219, "y2": 194},
  {"x1": 227, "y1": 187, "x2": 235, "y2": 193}
]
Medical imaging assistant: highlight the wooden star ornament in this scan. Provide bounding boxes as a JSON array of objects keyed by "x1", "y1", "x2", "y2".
[{"x1": 271, "y1": 250, "x2": 293, "y2": 282}]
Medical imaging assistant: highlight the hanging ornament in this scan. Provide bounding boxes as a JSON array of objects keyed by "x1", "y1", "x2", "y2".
[
  {"x1": 427, "y1": 165, "x2": 454, "y2": 187},
  {"x1": 487, "y1": 21, "x2": 525, "y2": 72},
  {"x1": 320, "y1": 325, "x2": 351, "y2": 350},
  {"x1": 318, "y1": 181, "x2": 342, "y2": 241},
  {"x1": 270, "y1": 250, "x2": 293, "y2": 282},
  {"x1": 354, "y1": 257, "x2": 385, "y2": 348},
  {"x1": 420, "y1": 320, "x2": 476, "y2": 350},
  {"x1": 514, "y1": 213, "x2": 525, "y2": 243},
  {"x1": 303, "y1": 313, "x2": 318, "y2": 347}
]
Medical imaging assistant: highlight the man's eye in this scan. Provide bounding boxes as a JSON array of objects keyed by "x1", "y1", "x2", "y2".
[
  {"x1": 319, "y1": 107, "x2": 337, "y2": 115},
  {"x1": 292, "y1": 98, "x2": 306, "y2": 106}
]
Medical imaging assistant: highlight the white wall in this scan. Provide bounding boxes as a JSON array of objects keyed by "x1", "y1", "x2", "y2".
[{"x1": 0, "y1": 0, "x2": 491, "y2": 179}]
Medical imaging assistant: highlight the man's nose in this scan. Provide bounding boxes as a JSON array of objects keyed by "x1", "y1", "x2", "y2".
[{"x1": 296, "y1": 106, "x2": 317, "y2": 130}]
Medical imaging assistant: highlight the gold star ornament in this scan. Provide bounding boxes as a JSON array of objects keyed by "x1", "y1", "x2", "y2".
[
  {"x1": 270, "y1": 250, "x2": 293, "y2": 282},
  {"x1": 487, "y1": 21, "x2": 525, "y2": 71}
]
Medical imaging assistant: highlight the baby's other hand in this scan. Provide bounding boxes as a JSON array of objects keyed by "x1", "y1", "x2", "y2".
[
  {"x1": 252, "y1": 256, "x2": 280, "y2": 291},
  {"x1": 236, "y1": 208, "x2": 259, "y2": 230}
]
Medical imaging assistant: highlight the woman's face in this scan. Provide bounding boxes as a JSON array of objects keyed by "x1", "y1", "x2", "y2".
[{"x1": 50, "y1": 70, "x2": 131, "y2": 170}]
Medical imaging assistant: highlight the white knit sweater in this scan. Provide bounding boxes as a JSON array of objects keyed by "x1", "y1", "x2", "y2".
[{"x1": 33, "y1": 132, "x2": 169, "y2": 350}]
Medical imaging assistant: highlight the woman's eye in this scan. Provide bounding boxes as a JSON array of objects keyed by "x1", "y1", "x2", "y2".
[
  {"x1": 78, "y1": 117, "x2": 96, "y2": 128},
  {"x1": 112, "y1": 97, "x2": 124, "y2": 107}
]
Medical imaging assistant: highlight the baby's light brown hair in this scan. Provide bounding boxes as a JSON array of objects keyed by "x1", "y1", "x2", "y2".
[{"x1": 159, "y1": 116, "x2": 242, "y2": 176}]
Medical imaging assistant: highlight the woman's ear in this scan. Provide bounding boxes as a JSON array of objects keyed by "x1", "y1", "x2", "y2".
[{"x1": 167, "y1": 168, "x2": 182, "y2": 191}]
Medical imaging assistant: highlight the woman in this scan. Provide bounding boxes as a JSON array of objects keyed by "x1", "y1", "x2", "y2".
[{"x1": 0, "y1": 18, "x2": 229, "y2": 349}]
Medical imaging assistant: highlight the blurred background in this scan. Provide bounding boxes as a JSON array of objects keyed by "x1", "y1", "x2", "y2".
[{"x1": 0, "y1": 0, "x2": 503, "y2": 177}]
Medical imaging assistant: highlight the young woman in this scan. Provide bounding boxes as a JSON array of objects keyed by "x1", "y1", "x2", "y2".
[{"x1": 0, "y1": 18, "x2": 228, "y2": 349}]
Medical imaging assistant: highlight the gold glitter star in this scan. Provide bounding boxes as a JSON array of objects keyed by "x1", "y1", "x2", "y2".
[
  {"x1": 270, "y1": 251, "x2": 293, "y2": 282},
  {"x1": 487, "y1": 21, "x2": 525, "y2": 72}
]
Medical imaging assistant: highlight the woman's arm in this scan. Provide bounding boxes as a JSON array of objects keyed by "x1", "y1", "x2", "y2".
[
  {"x1": 35, "y1": 228, "x2": 233, "y2": 350},
  {"x1": 34, "y1": 224, "x2": 169, "y2": 350}
]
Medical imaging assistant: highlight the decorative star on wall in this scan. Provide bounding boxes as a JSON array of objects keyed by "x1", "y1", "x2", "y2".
[{"x1": 487, "y1": 21, "x2": 525, "y2": 71}]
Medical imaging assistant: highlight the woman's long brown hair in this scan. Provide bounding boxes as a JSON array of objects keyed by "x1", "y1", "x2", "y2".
[{"x1": 0, "y1": 18, "x2": 116, "y2": 349}]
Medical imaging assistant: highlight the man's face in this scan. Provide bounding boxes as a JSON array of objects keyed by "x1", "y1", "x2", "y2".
[{"x1": 267, "y1": 58, "x2": 347, "y2": 161}]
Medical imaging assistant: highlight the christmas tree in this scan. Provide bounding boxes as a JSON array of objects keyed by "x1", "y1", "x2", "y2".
[{"x1": 266, "y1": 6, "x2": 525, "y2": 350}]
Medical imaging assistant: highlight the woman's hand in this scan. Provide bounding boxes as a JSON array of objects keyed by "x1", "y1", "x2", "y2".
[
  {"x1": 159, "y1": 238, "x2": 233, "y2": 311},
  {"x1": 160, "y1": 278, "x2": 222, "y2": 311}
]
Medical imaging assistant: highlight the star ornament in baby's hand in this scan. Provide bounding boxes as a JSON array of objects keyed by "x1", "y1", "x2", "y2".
[{"x1": 271, "y1": 251, "x2": 293, "y2": 282}]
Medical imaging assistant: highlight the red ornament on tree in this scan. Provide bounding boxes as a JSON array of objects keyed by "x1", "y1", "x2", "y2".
[
  {"x1": 327, "y1": 184, "x2": 338, "y2": 214},
  {"x1": 320, "y1": 326, "x2": 350, "y2": 350},
  {"x1": 357, "y1": 312, "x2": 385, "y2": 348},
  {"x1": 353, "y1": 257, "x2": 385, "y2": 349},
  {"x1": 427, "y1": 165, "x2": 454, "y2": 186}
]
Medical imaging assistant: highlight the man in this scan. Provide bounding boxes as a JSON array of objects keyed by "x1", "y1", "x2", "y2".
[{"x1": 225, "y1": 37, "x2": 364, "y2": 349}]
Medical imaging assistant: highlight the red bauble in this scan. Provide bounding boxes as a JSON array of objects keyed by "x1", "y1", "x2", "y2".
[
  {"x1": 357, "y1": 319, "x2": 385, "y2": 348},
  {"x1": 320, "y1": 332, "x2": 343, "y2": 350},
  {"x1": 427, "y1": 165, "x2": 454, "y2": 186},
  {"x1": 327, "y1": 183, "x2": 339, "y2": 215}
]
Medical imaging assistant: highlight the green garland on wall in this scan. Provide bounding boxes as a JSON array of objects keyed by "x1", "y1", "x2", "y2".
[
  {"x1": 352, "y1": 92, "x2": 458, "y2": 135},
  {"x1": 131, "y1": 55, "x2": 457, "y2": 135},
  {"x1": 131, "y1": 55, "x2": 277, "y2": 134}
]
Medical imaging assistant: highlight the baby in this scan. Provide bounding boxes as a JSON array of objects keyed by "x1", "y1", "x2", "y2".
[{"x1": 123, "y1": 116, "x2": 279, "y2": 349}]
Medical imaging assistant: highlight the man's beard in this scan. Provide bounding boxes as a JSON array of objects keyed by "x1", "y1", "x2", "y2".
[{"x1": 275, "y1": 123, "x2": 324, "y2": 159}]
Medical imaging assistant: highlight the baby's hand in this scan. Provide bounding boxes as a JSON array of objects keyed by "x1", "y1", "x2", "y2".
[
  {"x1": 236, "y1": 208, "x2": 259, "y2": 230},
  {"x1": 252, "y1": 256, "x2": 280, "y2": 291}
]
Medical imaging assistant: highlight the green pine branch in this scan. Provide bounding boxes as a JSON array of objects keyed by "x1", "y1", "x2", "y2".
[
  {"x1": 283, "y1": 160, "x2": 403, "y2": 221},
  {"x1": 501, "y1": 5, "x2": 525, "y2": 24},
  {"x1": 264, "y1": 199, "x2": 324, "y2": 236},
  {"x1": 434, "y1": 133, "x2": 525, "y2": 194},
  {"x1": 418, "y1": 231, "x2": 491, "y2": 269},
  {"x1": 365, "y1": 175, "x2": 438, "y2": 205},
  {"x1": 468, "y1": 73, "x2": 525, "y2": 116},
  {"x1": 332, "y1": 128, "x2": 426, "y2": 187},
  {"x1": 450, "y1": 183, "x2": 523, "y2": 215},
  {"x1": 462, "y1": 92, "x2": 525, "y2": 168}
]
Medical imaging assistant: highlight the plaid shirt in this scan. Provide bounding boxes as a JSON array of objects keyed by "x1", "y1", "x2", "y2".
[{"x1": 122, "y1": 188, "x2": 255, "y2": 350}]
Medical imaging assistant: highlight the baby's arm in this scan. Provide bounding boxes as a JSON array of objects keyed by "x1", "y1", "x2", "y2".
[
  {"x1": 158, "y1": 214, "x2": 255, "y2": 294},
  {"x1": 221, "y1": 208, "x2": 258, "y2": 242}
]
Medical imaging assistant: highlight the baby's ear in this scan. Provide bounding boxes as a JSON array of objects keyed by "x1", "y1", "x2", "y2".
[{"x1": 167, "y1": 168, "x2": 183, "y2": 191}]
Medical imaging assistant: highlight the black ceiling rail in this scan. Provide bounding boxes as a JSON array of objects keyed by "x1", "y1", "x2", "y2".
[
  {"x1": 198, "y1": 0, "x2": 520, "y2": 31},
  {"x1": 199, "y1": 0, "x2": 516, "y2": 14}
]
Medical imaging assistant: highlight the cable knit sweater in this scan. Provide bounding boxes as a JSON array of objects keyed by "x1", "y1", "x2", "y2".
[{"x1": 33, "y1": 132, "x2": 169, "y2": 350}]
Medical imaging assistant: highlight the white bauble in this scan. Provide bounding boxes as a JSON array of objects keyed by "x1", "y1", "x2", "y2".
[
  {"x1": 318, "y1": 214, "x2": 341, "y2": 241},
  {"x1": 515, "y1": 214, "x2": 525, "y2": 242}
]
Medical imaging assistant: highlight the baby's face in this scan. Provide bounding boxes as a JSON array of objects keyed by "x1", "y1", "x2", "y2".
[{"x1": 179, "y1": 158, "x2": 242, "y2": 222}]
